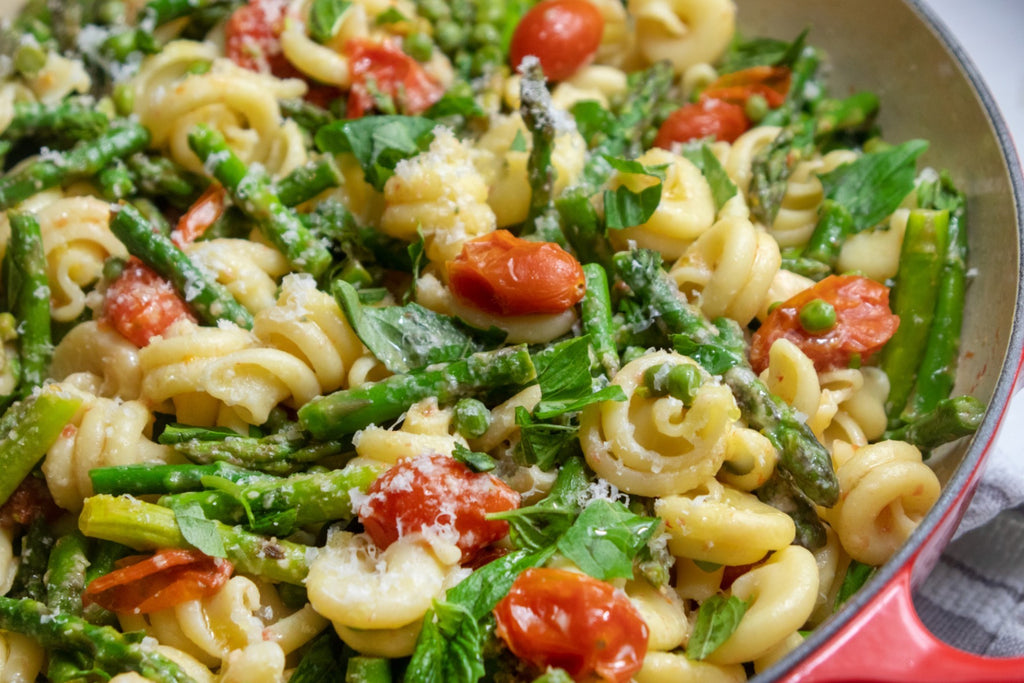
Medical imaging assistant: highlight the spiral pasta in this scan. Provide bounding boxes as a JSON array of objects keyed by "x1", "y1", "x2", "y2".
[
  {"x1": 353, "y1": 397, "x2": 467, "y2": 466},
  {"x1": 0, "y1": 631, "x2": 45, "y2": 682},
  {"x1": 824, "y1": 439, "x2": 941, "y2": 565},
  {"x1": 381, "y1": 127, "x2": 497, "y2": 266},
  {"x1": 132, "y1": 41, "x2": 308, "y2": 176},
  {"x1": 580, "y1": 351, "x2": 740, "y2": 497},
  {"x1": 837, "y1": 208, "x2": 911, "y2": 281},
  {"x1": 609, "y1": 147, "x2": 717, "y2": 259},
  {"x1": 769, "y1": 150, "x2": 859, "y2": 248},
  {"x1": 669, "y1": 215, "x2": 781, "y2": 325},
  {"x1": 628, "y1": 0, "x2": 736, "y2": 74},
  {"x1": 42, "y1": 384, "x2": 180, "y2": 512},
  {"x1": 49, "y1": 321, "x2": 143, "y2": 400},
  {"x1": 184, "y1": 238, "x2": 291, "y2": 315}
]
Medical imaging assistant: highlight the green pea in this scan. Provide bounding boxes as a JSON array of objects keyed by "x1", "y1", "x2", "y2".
[
  {"x1": 477, "y1": 0, "x2": 505, "y2": 26},
  {"x1": 102, "y1": 256, "x2": 127, "y2": 282},
  {"x1": 744, "y1": 93, "x2": 769, "y2": 123},
  {"x1": 434, "y1": 20, "x2": 466, "y2": 52},
  {"x1": 97, "y1": 0, "x2": 127, "y2": 25},
  {"x1": 666, "y1": 363, "x2": 703, "y2": 407},
  {"x1": 13, "y1": 43, "x2": 47, "y2": 78},
  {"x1": 799, "y1": 298, "x2": 837, "y2": 333},
  {"x1": 403, "y1": 32, "x2": 433, "y2": 62},
  {"x1": 470, "y1": 23, "x2": 500, "y2": 47},
  {"x1": 340, "y1": 260, "x2": 374, "y2": 288},
  {"x1": 186, "y1": 60, "x2": 212, "y2": 75},
  {"x1": 453, "y1": 397, "x2": 491, "y2": 439},
  {"x1": 472, "y1": 44, "x2": 505, "y2": 73},
  {"x1": 112, "y1": 82, "x2": 135, "y2": 117},
  {"x1": 417, "y1": 0, "x2": 448, "y2": 21}
]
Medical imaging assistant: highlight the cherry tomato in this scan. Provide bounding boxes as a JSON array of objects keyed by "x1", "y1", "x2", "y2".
[
  {"x1": 83, "y1": 549, "x2": 233, "y2": 615},
  {"x1": 103, "y1": 258, "x2": 195, "y2": 348},
  {"x1": 358, "y1": 453, "x2": 520, "y2": 563},
  {"x1": 224, "y1": 0, "x2": 294, "y2": 78},
  {"x1": 0, "y1": 476, "x2": 61, "y2": 528},
  {"x1": 509, "y1": 0, "x2": 604, "y2": 81},
  {"x1": 171, "y1": 183, "x2": 226, "y2": 247},
  {"x1": 702, "y1": 65, "x2": 792, "y2": 109},
  {"x1": 750, "y1": 274, "x2": 900, "y2": 373},
  {"x1": 447, "y1": 230, "x2": 586, "y2": 317},
  {"x1": 493, "y1": 568, "x2": 649, "y2": 683},
  {"x1": 344, "y1": 39, "x2": 444, "y2": 118},
  {"x1": 653, "y1": 98, "x2": 750, "y2": 148}
]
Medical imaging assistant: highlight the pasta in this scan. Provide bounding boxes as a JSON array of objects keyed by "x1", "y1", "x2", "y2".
[{"x1": 0, "y1": 0, "x2": 979, "y2": 680}]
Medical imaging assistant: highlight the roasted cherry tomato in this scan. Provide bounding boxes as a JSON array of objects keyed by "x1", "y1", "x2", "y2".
[
  {"x1": 750, "y1": 274, "x2": 900, "y2": 373},
  {"x1": 509, "y1": 0, "x2": 604, "y2": 81},
  {"x1": 103, "y1": 258, "x2": 195, "y2": 348},
  {"x1": 494, "y1": 568, "x2": 649, "y2": 683},
  {"x1": 653, "y1": 98, "x2": 750, "y2": 148},
  {"x1": 225, "y1": 0, "x2": 294, "y2": 77},
  {"x1": 0, "y1": 476, "x2": 61, "y2": 527},
  {"x1": 83, "y1": 549, "x2": 233, "y2": 615},
  {"x1": 358, "y1": 453, "x2": 520, "y2": 562},
  {"x1": 447, "y1": 230, "x2": 586, "y2": 317},
  {"x1": 171, "y1": 183, "x2": 226, "y2": 247},
  {"x1": 701, "y1": 65, "x2": 792, "y2": 109},
  {"x1": 344, "y1": 39, "x2": 444, "y2": 118}
]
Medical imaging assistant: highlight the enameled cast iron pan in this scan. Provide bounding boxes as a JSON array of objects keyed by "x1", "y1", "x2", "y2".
[{"x1": 738, "y1": 0, "x2": 1024, "y2": 680}]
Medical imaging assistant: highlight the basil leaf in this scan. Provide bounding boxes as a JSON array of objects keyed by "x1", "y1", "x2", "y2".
[
  {"x1": 686, "y1": 594, "x2": 750, "y2": 661},
  {"x1": 452, "y1": 442, "x2": 497, "y2": 473},
  {"x1": 510, "y1": 128, "x2": 528, "y2": 152},
  {"x1": 819, "y1": 139, "x2": 929, "y2": 230},
  {"x1": 424, "y1": 85, "x2": 485, "y2": 120},
  {"x1": 334, "y1": 280, "x2": 481, "y2": 373},
  {"x1": 173, "y1": 503, "x2": 225, "y2": 558},
  {"x1": 404, "y1": 600, "x2": 486, "y2": 683},
  {"x1": 308, "y1": 0, "x2": 351, "y2": 44},
  {"x1": 489, "y1": 455, "x2": 590, "y2": 550},
  {"x1": 603, "y1": 157, "x2": 668, "y2": 230},
  {"x1": 290, "y1": 630, "x2": 350, "y2": 683},
  {"x1": 682, "y1": 144, "x2": 737, "y2": 212},
  {"x1": 533, "y1": 336, "x2": 626, "y2": 419},
  {"x1": 315, "y1": 115, "x2": 436, "y2": 190},
  {"x1": 515, "y1": 406, "x2": 581, "y2": 470},
  {"x1": 447, "y1": 547, "x2": 556, "y2": 619},
  {"x1": 557, "y1": 499, "x2": 661, "y2": 581},
  {"x1": 719, "y1": 28, "x2": 809, "y2": 73},
  {"x1": 571, "y1": 100, "x2": 615, "y2": 147}
]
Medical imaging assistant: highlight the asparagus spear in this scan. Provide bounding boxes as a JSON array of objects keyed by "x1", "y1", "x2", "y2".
[
  {"x1": 1, "y1": 100, "x2": 109, "y2": 142},
  {"x1": 90, "y1": 461, "x2": 274, "y2": 496},
  {"x1": 883, "y1": 395, "x2": 985, "y2": 453},
  {"x1": 275, "y1": 157, "x2": 342, "y2": 208},
  {"x1": 165, "y1": 427, "x2": 348, "y2": 475},
  {"x1": 45, "y1": 531, "x2": 90, "y2": 617},
  {"x1": 0, "y1": 596, "x2": 198, "y2": 683},
  {"x1": 124, "y1": 153, "x2": 210, "y2": 209},
  {"x1": 0, "y1": 388, "x2": 83, "y2": 506},
  {"x1": 157, "y1": 461, "x2": 383, "y2": 532},
  {"x1": 518, "y1": 60, "x2": 558, "y2": 226},
  {"x1": 0, "y1": 121, "x2": 151, "y2": 210},
  {"x1": 881, "y1": 209, "x2": 950, "y2": 422},
  {"x1": 612, "y1": 249, "x2": 839, "y2": 507},
  {"x1": 298, "y1": 345, "x2": 538, "y2": 440},
  {"x1": 6, "y1": 211, "x2": 51, "y2": 395},
  {"x1": 109, "y1": 202, "x2": 254, "y2": 329},
  {"x1": 6, "y1": 517, "x2": 55, "y2": 603},
  {"x1": 801, "y1": 199, "x2": 854, "y2": 270},
  {"x1": 79, "y1": 495, "x2": 312, "y2": 584},
  {"x1": 581, "y1": 263, "x2": 620, "y2": 379},
  {"x1": 906, "y1": 176, "x2": 968, "y2": 418},
  {"x1": 187, "y1": 124, "x2": 332, "y2": 277}
]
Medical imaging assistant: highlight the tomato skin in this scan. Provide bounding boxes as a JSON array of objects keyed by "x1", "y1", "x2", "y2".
[
  {"x1": 702, "y1": 65, "x2": 792, "y2": 108},
  {"x1": 494, "y1": 568, "x2": 649, "y2": 683},
  {"x1": 102, "y1": 258, "x2": 195, "y2": 348},
  {"x1": 447, "y1": 230, "x2": 586, "y2": 317},
  {"x1": 509, "y1": 0, "x2": 604, "y2": 81},
  {"x1": 654, "y1": 98, "x2": 750, "y2": 148},
  {"x1": 83, "y1": 549, "x2": 233, "y2": 615},
  {"x1": 172, "y1": 183, "x2": 226, "y2": 247},
  {"x1": 358, "y1": 453, "x2": 520, "y2": 562},
  {"x1": 344, "y1": 40, "x2": 443, "y2": 118},
  {"x1": 750, "y1": 274, "x2": 900, "y2": 373},
  {"x1": 225, "y1": 0, "x2": 294, "y2": 77}
]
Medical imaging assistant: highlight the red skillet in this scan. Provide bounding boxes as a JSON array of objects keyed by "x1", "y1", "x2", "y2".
[{"x1": 738, "y1": 0, "x2": 1024, "y2": 679}]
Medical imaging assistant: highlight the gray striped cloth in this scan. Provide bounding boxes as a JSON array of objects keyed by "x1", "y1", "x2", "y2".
[{"x1": 915, "y1": 391, "x2": 1024, "y2": 656}]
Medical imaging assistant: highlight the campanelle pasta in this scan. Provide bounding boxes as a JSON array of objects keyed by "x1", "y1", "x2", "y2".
[{"x1": 0, "y1": 0, "x2": 979, "y2": 680}]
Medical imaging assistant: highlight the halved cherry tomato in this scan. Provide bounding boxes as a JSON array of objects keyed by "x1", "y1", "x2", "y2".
[
  {"x1": 494, "y1": 567, "x2": 649, "y2": 683},
  {"x1": 653, "y1": 98, "x2": 750, "y2": 148},
  {"x1": 509, "y1": 0, "x2": 604, "y2": 81},
  {"x1": 83, "y1": 548, "x2": 233, "y2": 615},
  {"x1": 750, "y1": 274, "x2": 900, "y2": 373},
  {"x1": 447, "y1": 230, "x2": 586, "y2": 317},
  {"x1": 358, "y1": 453, "x2": 520, "y2": 563},
  {"x1": 0, "y1": 476, "x2": 61, "y2": 528},
  {"x1": 102, "y1": 258, "x2": 195, "y2": 348},
  {"x1": 702, "y1": 65, "x2": 792, "y2": 109},
  {"x1": 344, "y1": 39, "x2": 444, "y2": 118},
  {"x1": 171, "y1": 183, "x2": 226, "y2": 247},
  {"x1": 225, "y1": 0, "x2": 294, "y2": 77}
]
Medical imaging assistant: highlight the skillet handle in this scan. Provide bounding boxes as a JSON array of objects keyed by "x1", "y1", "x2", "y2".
[{"x1": 784, "y1": 563, "x2": 1024, "y2": 682}]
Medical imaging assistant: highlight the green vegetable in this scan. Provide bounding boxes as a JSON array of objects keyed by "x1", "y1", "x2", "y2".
[
  {"x1": 452, "y1": 398, "x2": 491, "y2": 439},
  {"x1": 686, "y1": 594, "x2": 749, "y2": 660},
  {"x1": 314, "y1": 115, "x2": 437, "y2": 191},
  {"x1": 309, "y1": 0, "x2": 352, "y2": 44},
  {"x1": 798, "y1": 298, "x2": 837, "y2": 333},
  {"x1": 6, "y1": 212, "x2": 51, "y2": 396}
]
